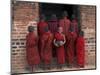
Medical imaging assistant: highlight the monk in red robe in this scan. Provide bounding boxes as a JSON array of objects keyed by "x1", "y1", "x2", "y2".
[
  {"x1": 38, "y1": 14, "x2": 48, "y2": 37},
  {"x1": 26, "y1": 26, "x2": 40, "y2": 71},
  {"x1": 71, "y1": 14, "x2": 78, "y2": 34},
  {"x1": 59, "y1": 11, "x2": 71, "y2": 36},
  {"x1": 71, "y1": 14, "x2": 79, "y2": 59},
  {"x1": 66, "y1": 25, "x2": 77, "y2": 67},
  {"x1": 54, "y1": 27, "x2": 66, "y2": 68},
  {"x1": 40, "y1": 27, "x2": 53, "y2": 69},
  {"x1": 76, "y1": 31, "x2": 85, "y2": 68},
  {"x1": 48, "y1": 14, "x2": 58, "y2": 34},
  {"x1": 37, "y1": 14, "x2": 48, "y2": 57},
  {"x1": 48, "y1": 14, "x2": 59, "y2": 57}
]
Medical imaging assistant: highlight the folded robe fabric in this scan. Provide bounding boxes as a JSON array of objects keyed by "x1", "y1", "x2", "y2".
[
  {"x1": 54, "y1": 32, "x2": 65, "y2": 64},
  {"x1": 59, "y1": 17, "x2": 71, "y2": 36},
  {"x1": 76, "y1": 36, "x2": 85, "y2": 67},
  {"x1": 26, "y1": 32, "x2": 40, "y2": 65},
  {"x1": 66, "y1": 31, "x2": 77, "y2": 64},
  {"x1": 40, "y1": 31, "x2": 53, "y2": 64}
]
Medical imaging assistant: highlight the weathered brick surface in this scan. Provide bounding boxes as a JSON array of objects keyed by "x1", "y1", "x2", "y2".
[
  {"x1": 80, "y1": 6, "x2": 96, "y2": 66},
  {"x1": 11, "y1": 1, "x2": 96, "y2": 73},
  {"x1": 11, "y1": 1, "x2": 39, "y2": 73}
]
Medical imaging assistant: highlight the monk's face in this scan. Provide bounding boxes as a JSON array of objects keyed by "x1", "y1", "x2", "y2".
[{"x1": 58, "y1": 27, "x2": 63, "y2": 33}]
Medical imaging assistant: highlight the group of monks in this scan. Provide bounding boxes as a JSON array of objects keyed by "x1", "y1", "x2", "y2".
[{"x1": 26, "y1": 11, "x2": 85, "y2": 71}]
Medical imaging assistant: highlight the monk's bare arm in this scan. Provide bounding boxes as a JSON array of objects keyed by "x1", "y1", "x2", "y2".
[{"x1": 53, "y1": 39, "x2": 58, "y2": 47}]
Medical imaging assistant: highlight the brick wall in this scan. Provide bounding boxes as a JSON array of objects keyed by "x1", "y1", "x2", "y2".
[
  {"x1": 11, "y1": 1, "x2": 96, "y2": 73},
  {"x1": 11, "y1": 1, "x2": 39, "y2": 73},
  {"x1": 80, "y1": 6, "x2": 96, "y2": 66}
]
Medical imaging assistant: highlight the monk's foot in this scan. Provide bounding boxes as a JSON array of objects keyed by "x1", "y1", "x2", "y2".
[
  {"x1": 73, "y1": 64, "x2": 80, "y2": 68},
  {"x1": 79, "y1": 65, "x2": 84, "y2": 68},
  {"x1": 43, "y1": 67, "x2": 46, "y2": 70},
  {"x1": 67, "y1": 64, "x2": 73, "y2": 68},
  {"x1": 57, "y1": 65, "x2": 63, "y2": 70},
  {"x1": 46, "y1": 67, "x2": 51, "y2": 70}
]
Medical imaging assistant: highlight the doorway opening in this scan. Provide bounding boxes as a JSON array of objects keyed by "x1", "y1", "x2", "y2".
[
  {"x1": 39, "y1": 3, "x2": 80, "y2": 57},
  {"x1": 39, "y1": 3, "x2": 80, "y2": 21}
]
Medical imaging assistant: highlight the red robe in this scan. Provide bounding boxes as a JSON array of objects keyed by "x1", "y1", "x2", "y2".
[
  {"x1": 66, "y1": 31, "x2": 77, "y2": 64},
  {"x1": 26, "y1": 32, "x2": 40, "y2": 66},
  {"x1": 59, "y1": 17, "x2": 71, "y2": 36},
  {"x1": 71, "y1": 19, "x2": 78, "y2": 34},
  {"x1": 76, "y1": 36, "x2": 85, "y2": 67},
  {"x1": 54, "y1": 32, "x2": 65, "y2": 64},
  {"x1": 48, "y1": 19, "x2": 58, "y2": 34},
  {"x1": 38, "y1": 21, "x2": 48, "y2": 36},
  {"x1": 41, "y1": 31, "x2": 53, "y2": 64},
  {"x1": 48, "y1": 19, "x2": 59, "y2": 57},
  {"x1": 37, "y1": 21, "x2": 48, "y2": 56}
]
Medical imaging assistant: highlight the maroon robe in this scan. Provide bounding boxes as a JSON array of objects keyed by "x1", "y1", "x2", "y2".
[
  {"x1": 71, "y1": 19, "x2": 78, "y2": 34},
  {"x1": 48, "y1": 19, "x2": 58, "y2": 34},
  {"x1": 54, "y1": 32, "x2": 65, "y2": 64},
  {"x1": 48, "y1": 19, "x2": 59, "y2": 57},
  {"x1": 37, "y1": 21, "x2": 48, "y2": 56},
  {"x1": 66, "y1": 31, "x2": 77, "y2": 64},
  {"x1": 26, "y1": 32, "x2": 40, "y2": 66},
  {"x1": 41, "y1": 31, "x2": 53, "y2": 64},
  {"x1": 76, "y1": 36, "x2": 85, "y2": 67},
  {"x1": 38, "y1": 21, "x2": 48, "y2": 36},
  {"x1": 59, "y1": 17, "x2": 71, "y2": 36}
]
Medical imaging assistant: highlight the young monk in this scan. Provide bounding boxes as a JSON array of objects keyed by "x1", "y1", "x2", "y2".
[
  {"x1": 48, "y1": 14, "x2": 59, "y2": 58},
  {"x1": 71, "y1": 14, "x2": 79, "y2": 62},
  {"x1": 40, "y1": 26, "x2": 53, "y2": 69},
  {"x1": 71, "y1": 14, "x2": 78, "y2": 34},
  {"x1": 76, "y1": 31, "x2": 85, "y2": 68},
  {"x1": 66, "y1": 25, "x2": 77, "y2": 67},
  {"x1": 59, "y1": 11, "x2": 71, "y2": 66},
  {"x1": 59, "y1": 11, "x2": 71, "y2": 36},
  {"x1": 54, "y1": 27, "x2": 66, "y2": 69},
  {"x1": 37, "y1": 14, "x2": 48, "y2": 57},
  {"x1": 48, "y1": 14, "x2": 59, "y2": 34},
  {"x1": 26, "y1": 26, "x2": 40, "y2": 72},
  {"x1": 38, "y1": 14, "x2": 48, "y2": 36}
]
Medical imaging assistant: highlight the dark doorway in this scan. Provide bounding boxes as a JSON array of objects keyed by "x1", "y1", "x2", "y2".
[{"x1": 39, "y1": 3, "x2": 79, "y2": 21}]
